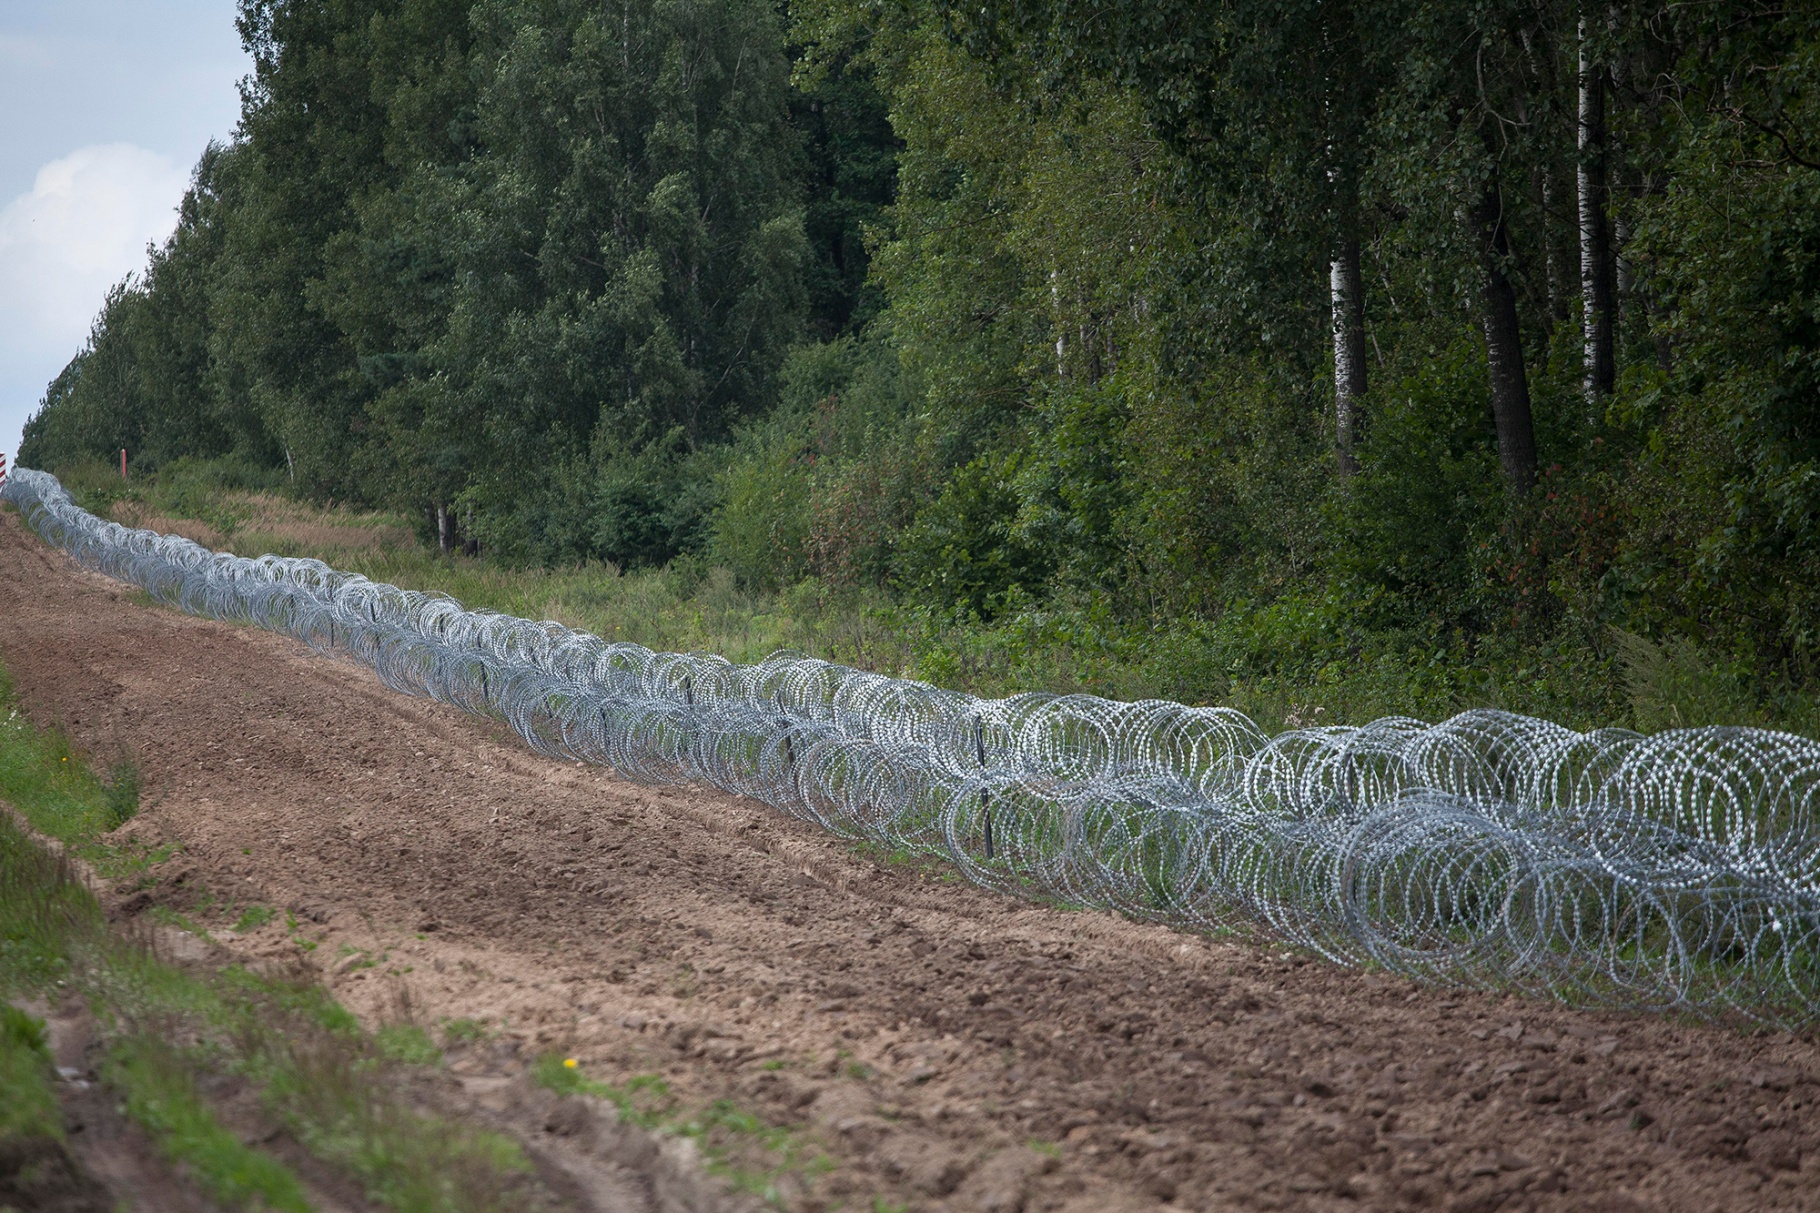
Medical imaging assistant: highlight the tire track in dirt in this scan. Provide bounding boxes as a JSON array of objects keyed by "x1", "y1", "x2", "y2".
[{"x1": 2, "y1": 506, "x2": 1816, "y2": 1213}]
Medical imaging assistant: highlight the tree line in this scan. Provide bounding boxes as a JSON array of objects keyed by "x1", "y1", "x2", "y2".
[{"x1": 21, "y1": 0, "x2": 1820, "y2": 712}]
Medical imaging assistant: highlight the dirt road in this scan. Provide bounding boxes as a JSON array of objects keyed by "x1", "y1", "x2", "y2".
[{"x1": 1, "y1": 507, "x2": 1816, "y2": 1213}]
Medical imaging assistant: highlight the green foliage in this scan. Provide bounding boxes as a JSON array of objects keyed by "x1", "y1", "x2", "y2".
[
  {"x1": 0, "y1": 1008, "x2": 60, "y2": 1144},
  {"x1": 898, "y1": 453, "x2": 1052, "y2": 618},
  {"x1": 0, "y1": 675, "x2": 141, "y2": 850},
  {"x1": 18, "y1": 0, "x2": 1820, "y2": 733},
  {"x1": 1337, "y1": 337, "x2": 1506, "y2": 616},
  {"x1": 375, "y1": 1024, "x2": 442, "y2": 1067},
  {"x1": 105, "y1": 1036, "x2": 314, "y2": 1213},
  {"x1": 20, "y1": 143, "x2": 250, "y2": 476},
  {"x1": 531, "y1": 1055, "x2": 669, "y2": 1126},
  {"x1": 0, "y1": 815, "x2": 103, "y2": 996},
  {"x1": 439, "y1": 1017, "x2": 491, "y2": 1045},
  {"x1": 102, "y1": 761, "x2": 142, "y2": 831},
  {"x1": 793, "y1": 51, "x2": 901, "y2": 338},
  {"x1": 0, "y1": 1007, "x2": 50, "y2": 1063}
]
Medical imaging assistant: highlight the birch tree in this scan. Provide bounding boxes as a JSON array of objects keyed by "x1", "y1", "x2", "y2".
[
  {"x1": 947, "y1": 0, "x2": 1383, "y2": 480},
  {"x1": 1579, "y1": 9, "x2": 1616, "y2": 404}
]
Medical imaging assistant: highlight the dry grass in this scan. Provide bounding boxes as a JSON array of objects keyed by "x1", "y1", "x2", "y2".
[{"x1": 111, "y1": 492, "x2": 413, "y2": 560}]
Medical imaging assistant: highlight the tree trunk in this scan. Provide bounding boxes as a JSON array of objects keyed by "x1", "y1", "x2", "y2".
[
  {"x1": 1578, "y1": 14, "x2": 1615, "y2": 403},
  {"x1": 1542, "y1": 165, "x2": 1572, "y2": 321},
  {"x1": 436, "y1": 504, "x2": 453, "y2": 555},
  {"x1": 1331, "y1": 234, "x2": 1367, "y2": 478},
  {"x1": 1476, "y1": 188, "x2": 1539, "y2": 494},
  {"x1": 1614, "y1": 211, "x2": 1633, "y2": 328},
  {"x1": 1318, "y1": 0, "x2": 1371, "y2": 483}
]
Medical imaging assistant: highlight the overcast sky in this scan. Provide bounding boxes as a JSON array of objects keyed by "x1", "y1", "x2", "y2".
[{"x1": 0, "y1": 0, "x2": 248, "y2": 466}]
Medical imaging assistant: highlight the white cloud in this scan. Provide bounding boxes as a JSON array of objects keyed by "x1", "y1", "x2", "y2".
[
  {"x1": 0, "y1": 143, "x2": 190, "y2": 460},
  {"x1": 0, "y1": 143, "x2": 188, "y2": 348}
]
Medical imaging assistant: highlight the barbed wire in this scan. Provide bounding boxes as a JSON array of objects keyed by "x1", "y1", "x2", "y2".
[{"x1": 6, "y1": 465, "x2": 1818, "y2": 1025}]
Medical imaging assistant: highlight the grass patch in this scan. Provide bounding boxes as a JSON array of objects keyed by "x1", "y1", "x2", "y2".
[
  {"x1": 0, "y1": 1006, "x2": 61, "y2": 1144},
  {"x1": 0, "y1": 676, "x2": 136, "y2": 850},
  {"x1": 0, "y1": 782, "x2": 308, "y2": 1206},
  {"x1": 440, "y1": 1017, "x2": 492, "y2": 1046},
  {"x1": 375, "y1": 1023, "x2": 442, "y2": 1066},
  {"x1": 531, "y1": 1055, "x2": 832, "y2": 1206},
  {"x1": 105, "y1": 1035, "x2": 313, "y2": 1213},
  {"x1": 247, "y1": 1011, "x2": 532, "y2": 1213},
  {"x1": 102, "y1": 760, "x2": 142, "y2": 830}
]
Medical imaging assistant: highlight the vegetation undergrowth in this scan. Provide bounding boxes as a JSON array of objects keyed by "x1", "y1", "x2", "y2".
[
  {"x1": 532, "y1": 1054, "x2": 833, "y2": 1206},
  {"x1": 0, "y1": 1005, "x2": 62, "y2": 1144},
  {"x1": 47, "y1": 458, "x2": 1819, "y2": 738},
  {"x1": 105, "y1": 1035, "x2": 314, "y2": 1213},
  {"x1": 0, "y1": 657, "x2": 544, "y2": 1211}
]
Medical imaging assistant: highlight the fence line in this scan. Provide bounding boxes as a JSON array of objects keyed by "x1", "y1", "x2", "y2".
[{"x1": 5, "y1": 465, "x2": 1818, "y2": 1025}]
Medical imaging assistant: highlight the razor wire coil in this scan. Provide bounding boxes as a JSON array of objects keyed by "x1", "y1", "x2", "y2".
[{"x1": 6, "y1": 465, "x2": 1820, "y2": 1025}]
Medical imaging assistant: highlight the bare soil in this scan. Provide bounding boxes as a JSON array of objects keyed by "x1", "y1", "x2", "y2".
[{"x1": 2, "y1": 506, "x2": 1818, "y2": 1213}]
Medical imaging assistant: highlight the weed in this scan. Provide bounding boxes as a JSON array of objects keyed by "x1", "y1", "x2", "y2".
[
  {"x1": 233, "y1": 906, "x2": 276, "y2": 932},
  {"x1": 0, "y1": 1007, "x2": 60, "y2": 1143},
  {"x1": 530, "y1": 1056, "x2": 832, "y2": 1205},
  {"x1": 281, "y1": 913, "x2": 322, "y2": 953},
  {"x1": 149, "y1": 905, "x2": 212, "y2": 941},
  {"x1": 376, "y1": 1024, "x2": 442, "y2": 1066},
  {"x1": 102, "y1": 759, "x2": 141, "y2": 829},
  {"x1": 0, "y1": 1005, "x2": 49, "y2": 1060},
  {"x1": 0, "y1": 679, "x2": 124, "y2": 849},
  {"x1": 257, "y1": 1024, "x2": 531, "y2": 1212},
  {"x1": 440, "y1": 1017, "x2": 491, "y2": 1045}
]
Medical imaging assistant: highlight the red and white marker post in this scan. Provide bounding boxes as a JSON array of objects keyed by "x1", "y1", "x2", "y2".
[{"x1": 0, "y1": 451, "x2": 8, "y2": 490}]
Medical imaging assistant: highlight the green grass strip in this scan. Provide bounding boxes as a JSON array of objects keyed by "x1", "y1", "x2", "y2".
[
  {"x1": 0, "y1": 667, "x2": 316, "y2": 1207},
  {"x1": 0, "y1": 653, "x2": 539, "y2": 1212},
  {"x1": 0, "y1": 670, "x2": 135, "y2": 847},
  {"x1": 0, "y1": 1006, "x2": 62, "y2": 1143},
  {"x1": 104, "y1": 1036, "x2": 312, "y2": 1212}
]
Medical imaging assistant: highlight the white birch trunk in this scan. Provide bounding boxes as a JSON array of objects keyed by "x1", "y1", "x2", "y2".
[
  {"x1": 1331, "y1": 238, "x2": 1366, "y2": 478},
  {"x1": 1579, "y1": 13, "x2": 1615, "y2": 404}
]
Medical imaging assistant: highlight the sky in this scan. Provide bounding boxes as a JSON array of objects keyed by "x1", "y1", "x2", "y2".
[{"x1": 0, "y1": 0, "x2": 249, "y2": 466}]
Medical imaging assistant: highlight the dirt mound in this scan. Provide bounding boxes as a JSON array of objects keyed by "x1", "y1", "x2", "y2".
[{"x1": 1, "y1": 507, "x2": 1815, "y2": 1212}]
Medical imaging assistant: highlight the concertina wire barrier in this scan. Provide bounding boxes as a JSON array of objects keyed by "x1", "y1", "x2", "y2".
[{"x1": 5, "y1": 465, "x2": 1819, "y2": 1027}]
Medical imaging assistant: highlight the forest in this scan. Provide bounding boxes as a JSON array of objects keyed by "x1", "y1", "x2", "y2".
[{"x1": 18, "y1": 0, "x2": 1820, "y2": 731}]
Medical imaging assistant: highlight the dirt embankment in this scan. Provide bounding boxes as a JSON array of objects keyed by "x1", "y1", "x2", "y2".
[{"x1": 1, "y1": 507, "x2": 1817, "y2": 1213}]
